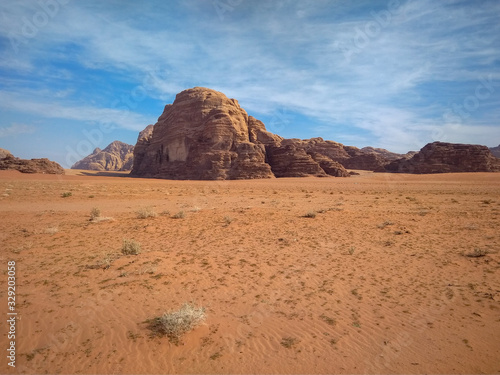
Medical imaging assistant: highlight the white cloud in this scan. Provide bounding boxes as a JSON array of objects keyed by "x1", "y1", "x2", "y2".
[
  {"x1": 0, "y1": 89, "x2": 153, "y2": 132},
  {"x1": 0, "y1": 123, "x2": 35, "y2": 138}
]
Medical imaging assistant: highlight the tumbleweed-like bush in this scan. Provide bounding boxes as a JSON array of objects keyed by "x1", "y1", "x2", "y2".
[{"x1": 147, "y1": 303, "x2": 206, "y2": 343}]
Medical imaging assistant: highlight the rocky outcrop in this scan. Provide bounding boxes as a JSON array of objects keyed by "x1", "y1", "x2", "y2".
[
  {"x1": 381, "y1": 142, "x2": 500, "y2": 173},
  {"x1": 131, "y1": 88, "x2": 274, "y2": 180},
  {"x1": 0, "y1": 148, "x2": 13, "y2": 159},
  {"x1": 308, "y1": 152, "x2": 350, "y2": 177},
  {"x1": 131, "y1": 87, "x2": 397, "y2": 180},
  {"x1": 490, "y1": 144, "x2": 500, "y2": 158},
  {"x1": 258, "y1": 137, "x2": 402, "y2": 171},
  {"x1": 71, "y1": 141, "x2": 134, "y2": 171},
  {"x1": 0, "y1": 153, "x2": 64, "y2": 174},
  {"x1": 266, "y1": 145, "x2": 328, "y2": 177}
]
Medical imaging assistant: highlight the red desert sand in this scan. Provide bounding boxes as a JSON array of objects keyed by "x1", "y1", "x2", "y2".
[{"x1": 0, "y1": 169, "x2": 499, "y2": 374}]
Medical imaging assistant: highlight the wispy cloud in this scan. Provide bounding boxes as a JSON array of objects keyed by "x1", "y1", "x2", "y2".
[
  {"x1": 0, "y1": 123, "x2": 35, "y2": 138},
  {"x1": 0, "y1": 89, "x2": 153, "y2": 131}
]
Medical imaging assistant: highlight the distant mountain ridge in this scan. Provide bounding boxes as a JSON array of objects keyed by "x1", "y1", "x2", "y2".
[
  {"x1": 490, "y1": 144, "x2": 500, "y2": 158},
  {"x1": 71, "y1": 141, "x2": 134, "y2": 171}
]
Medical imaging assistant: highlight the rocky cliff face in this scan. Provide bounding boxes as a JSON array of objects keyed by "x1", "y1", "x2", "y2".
[
  {"x1": 131, "y1": 125, "x2": 154, "y2": 174},
  {"x1": 0, "y1": 151, "x2": 64, "y2": 174},
  {"x1": 130, "y1": 87, "x2": 402, "y2": 180},
  {"x1": 381, "y1": 142, "x2": 500, "y2": 173},
  {"x1": 71, "y1": 141, "x2": 134, "y2": 171}
]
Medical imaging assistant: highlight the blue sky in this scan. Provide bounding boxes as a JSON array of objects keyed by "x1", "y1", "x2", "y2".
[{"x1": 0, "y1": 0, "x2": 499, "y2": 167}]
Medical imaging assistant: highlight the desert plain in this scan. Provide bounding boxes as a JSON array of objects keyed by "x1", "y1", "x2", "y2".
[{"x1": 0, "y1": 169, "x2": 499, "y2": 374}]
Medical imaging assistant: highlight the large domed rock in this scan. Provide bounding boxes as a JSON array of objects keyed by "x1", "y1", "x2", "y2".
[
  {"x1": 131, "y1": 87, "x2": 275, "y2": 180},
  {"x1": 381, "y1": 142, "x2": 500, "y2": 173},
  {"x1": 71, "y1": 141, "x2": 134, "y2": 171}
]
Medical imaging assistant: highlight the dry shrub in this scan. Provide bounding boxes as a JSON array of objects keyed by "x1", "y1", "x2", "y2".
[
  {"x1": 463, "y1": 248, "x2": 488, "y2": 258},
  {"x1": 172, "y1": 211, "x2": 185, "y2": 219},
  {"x1": 136, "y1": 206, "x2": 157, "y2": 219},
  {"x1": 122, "y1": 239, "x2": 141, "y2": 255},
  {"x1": 147, "y1": 303, "x2": 206, "y2": 343}
]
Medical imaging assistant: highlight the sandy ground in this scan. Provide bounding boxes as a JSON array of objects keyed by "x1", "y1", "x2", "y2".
[{"x1": 0, "y1": 169, "x2": 499, "y2": 374}]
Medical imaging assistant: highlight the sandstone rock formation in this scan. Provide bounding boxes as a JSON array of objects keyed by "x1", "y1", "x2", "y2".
[
  {"x1": 0, "y1": 152, "x2": 64, "y2": 174},
  {"x1": 261, "y1": 137, "x2": 403, "y2": 171},
  {"x1": 490, "y1": 144, "x2": 500, "y2": 158},
  {"x1": 131, "y1": 125, "x2": 154, "y2": 174},
  {"x1": 381, "y1": 142, "x2": 500, "y2": 173},
  {"x1": 71, "y1": 141, "x2": 134, "y2": 171},
  {"x1": 131, "y1": 88, "x2": 274, "y2": 180},
  {"x1": 131, "y1": 88, "x2": 352, "y2": 180},
  {"x1": 0, "y1": 148, "x2": 13, "y2": 159},
  {"x1": 131, "y1": 87, "x2": 402, "y2": 180}
]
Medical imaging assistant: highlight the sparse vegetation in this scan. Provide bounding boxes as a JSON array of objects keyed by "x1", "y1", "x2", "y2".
[
  {"x1": 319, "y1": 314, "x2": 336, "y2": 326},
  {"x1": 90, "y1": 207, "x2": 101, "y2": 221},
  {"x1": 44, "y1": 226, "x2": 59, "y2": 235},
  {"x1": 377, "y1": 221, "x2": 394, "y2": 229},
  {"x1": 122, "y1": 239, "x2": 141, "y2": 255},
  {"x1": 61, "y1": 192, "x2": 72, "y2": 198},
  {"x1": 87, "y1": 252, "x2": 116, "y2": 270},
  {"x1": 223, "y1": 216, "x2": 233, "y2": 225},
  {"x1": 463, "y1": 248, "x2": 488, "y2": 258},
  {"x1": 136, "y1": 206, "x2": 157, "y2": 219},
  {"x1": 172, "y1": 211, "x2": 185, "y2": 219},
  {"x1": 280, "y1": 337, "x2": 299, "y2": 349},
  {"x1": 89, "y1": 207, "x2": 113, "y2": 222},
  {"x1": 147, "y1": 303, "x2": 206, "y2": 343},
  {"x1": 303, "y1": 211, "x2": 317, "y2": 218},
  {"x1": 210, "y1": 351, "x2": 222, "y2": 360}
]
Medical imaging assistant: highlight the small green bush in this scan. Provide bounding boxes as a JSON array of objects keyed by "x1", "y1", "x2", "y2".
[{"x1": 61, "y1": 192, "x2": 72, "y2": 198}]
